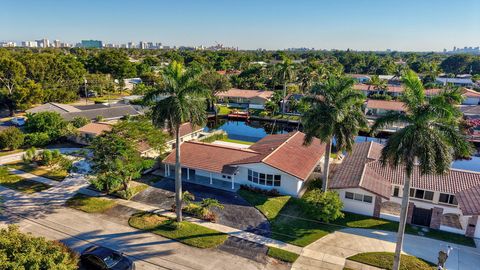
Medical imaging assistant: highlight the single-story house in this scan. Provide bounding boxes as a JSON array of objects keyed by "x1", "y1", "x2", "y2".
[
  {"x1": 354, "y1": 84, "x2": 404, "y2": 97},
  {"x1": 330, "y1": 141, "x2": 480, "y2": 238},
  {"x1": 164, "y1": 122, "x2": 204, "y2": 151},
  {"x1": 71, "y1": 123, "x2": 112, "y2": 145},
  {"x1": 348, "y1": 74, "x2": 371, "y2": 84},
  {"x1": 162, "y1": 131, "x2": 325, "y2": 196},
  {"x1": 26, "y1": 102, "x2": 142, "y2": 121},
  {"x1": 216, "y1": 88, "x2": 274, "y2": 109},
  {"x1": 365, "y1": 99, "x2": 406, "y2": 117},
  {"x1": 123, "y1": 78, "x2": 142, "y2": 90},
  {"x1": 436, "y1": 77, "x2": 474, "y2": 87}
]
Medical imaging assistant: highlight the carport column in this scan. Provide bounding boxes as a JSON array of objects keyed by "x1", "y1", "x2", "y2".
[
  {"x1": 466, "y1": 215, "x2": 478, "y2": 237},
  {"x1": 231, "y1": 175, "x2": 235, "y2": 189},
  {"x1": 406, "y1": 202, "x2": 415, "y2": 224},
  {"x1": 430, "y1": 207, "x2": 443, "y2": 230},
  {"x1": 209, "y1": 173, "x2": 213, "y2": 185},
  {"x1": 164, "y1": 164, "x2": 167, "y2": 176},
  {"x1": 373, "y1": 196, "x2": 382, "y2": 218},
  {"x1": 187, "y1": 168, "x2": 190, "y2": 180},
  {"x1": 166, "y1": 164, "x2": 170, "y2": 176}
]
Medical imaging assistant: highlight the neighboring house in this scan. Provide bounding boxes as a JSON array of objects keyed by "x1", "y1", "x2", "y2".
[
  {"x1": 281, "y1": 93, "x2": 304, "y2": 114},
  {"x1": 164, "y1": 122, "x2": 204, "y2": 151},
  {"x1": 162, "y1": 131, "x2": 325, "y2": 196},
  {"x1": 354, "y1": 84, "x2": 404, "y2": 97},
  {"x1": 348, "y1": 74, "x2": 371, "y2": 84},
  {"x1": 330, "y1": 141, "x2": 480, "y2": 238},
  {"x1": 365, "y1": 99, "x2": 406, "y2": 117},
  {"x1": 123, "y1": 78, "x2": 142, "y2": 90},
  {"x1": 121, "y1": 95, "x2": 143, "y2": 104},
  {"x1": 72, "y1": 123, "x2": 112, "y2": 145},
  {"x1": 216, "y1": 88, "x2": 274, "y2": 109},
  {"x1": 26, "y1": 102, "x2": 141, "y2": 121},
  {"x1": 436, "y1": 77, "x2": 474, "y2": 87}
]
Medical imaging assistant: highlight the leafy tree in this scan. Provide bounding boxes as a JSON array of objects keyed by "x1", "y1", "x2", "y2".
[
  {"x1": 112, "y1": 117, "x2": 167, "y2": 154},
  {"x1": 200, "y1": 70, "x2": 231, "y2": 110},
  {"x1": 440, "y1": 54, "x2": 472, "y2": 75},
  {"x1": 302, "y1": 189, "x2": 344, "y2": 222},
  {"x1": 86, "y1": 49, "x2": 136, "y2": 82},
  {"x1": 371, "y1": 70, "x2": 472, "y2": 270},
  {"x1": 25, "y1": 111, "x2": 68, "y2": 141},
  {"x1": 0, "y1": 57, "x2": 26, "y2": 115},
  {"x1": 276, "y1": 58, "x2": 296, "y2": 113},
  {"x1": 90, "y1": 132, "x2": 153, "y2": 193},
  {"x1": 24, "y1": 132, "x2": 51, "y2": 147},
  {"x1": 0, "y1": 225, "x2": 78, "y2": 270},
  {"x1": 302, "y1": 76, "x2": 367, "y2": 192},
  {"x1": 71, "y1": 116, "x2": 90, "y2": 128},
  {"x1": 144, "y1": 61, "x2": 208, "y2": 222},
  {"x1": 0, "y1": 127, "x2": 25, "y2": 150},
  {"x1": 368, "y1": 75, "x2": 388, "y2": 94}
]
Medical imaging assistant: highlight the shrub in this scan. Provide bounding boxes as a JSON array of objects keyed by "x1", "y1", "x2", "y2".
[
  {"x1": 0, "y1": 225, "x2": 78, "y2": 269},
  {"x1": 24, "y1": 132, "x2": 51, "y2": 147},
  {"x1": 22, "y1": 147, "x2": 37, "y2": 163},
  {"x1": 25, "y1": 111, "x2": 66, "y2": 140},
  {"x1": 71, "y1": 116, "x2": 90, "y2": 128},
  {"x1": 0, "y1": 127, "x2": 25, "y2": 150},
  {"x1": 240, "y1": 184, "x2": 280, "y2": 196},
  {"x1": 302, "y1": 189, "x2": 344, "y2": 222}
]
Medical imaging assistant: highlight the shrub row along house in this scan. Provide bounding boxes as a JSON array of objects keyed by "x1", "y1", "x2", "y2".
[
  {"x1": 162, "y1": 131, "x2": 325, "y2": 196},
  {"x1": 329, "y1": 141, "x2": 480, "y2": 238}
]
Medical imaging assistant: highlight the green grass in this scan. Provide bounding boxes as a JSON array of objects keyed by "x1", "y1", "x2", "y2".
[
  {"x1": 216, "y1": 105, "x2": 232, "y2": 115},
  {"x1": 129, "y1": 212, "x2": 228, "y2": 248},
  {"x1": 0, "y1": 172, "x2": 51, "y2": 194},
  {"x1": 219, "y1": 138, "x2": 254, "y2": 145},
  {"x1": 267, "y1": 247, "x2": 299, "y2": 263},
  {"x1": 6, "y1": 161, "x2": 68, "y2": 181},
  {"x1": 65, "y1": 194, "x2": 117, "y2": 213},
  {"x1": 238, "y1": 189, "x2": 476, "y2": 247},
  {"x1": 348, "y1": 252, "x2": 436, "y2": 270}
]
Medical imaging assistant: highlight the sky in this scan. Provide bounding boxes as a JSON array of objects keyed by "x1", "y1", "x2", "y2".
[{"x1": 1, "y1": 0, "x2": 479, "y2": 51}]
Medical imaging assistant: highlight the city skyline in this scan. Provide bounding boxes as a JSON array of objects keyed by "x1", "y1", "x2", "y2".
[{"x1": 1, "y1": 0, "x2": 480, "y2": 51}]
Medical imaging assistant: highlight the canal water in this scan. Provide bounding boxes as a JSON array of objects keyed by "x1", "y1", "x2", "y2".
[{"x1": 205, "y1": 119, "x2": 480, "y2": 172}]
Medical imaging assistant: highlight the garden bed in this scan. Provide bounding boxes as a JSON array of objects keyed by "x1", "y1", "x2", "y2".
[{"x1": 129, "y1": 212, "x2": 228, "y2": 248}]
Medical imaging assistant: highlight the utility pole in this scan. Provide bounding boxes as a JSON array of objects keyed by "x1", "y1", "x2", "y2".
[{"x1": 84, "y1": 78, "x2": 88, "y2": 104}]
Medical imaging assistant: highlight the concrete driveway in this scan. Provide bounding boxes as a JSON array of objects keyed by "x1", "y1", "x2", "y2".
[
  {"x1": 133, "y1": 178, "x2": 271, "y2": 236},
  {"x1": 298, "y1": 227, "x2": 480, "y2": 270}
]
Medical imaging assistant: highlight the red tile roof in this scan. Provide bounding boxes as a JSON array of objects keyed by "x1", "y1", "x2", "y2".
[
  {"x1": 456, "y1": 185, "x2": 480, "y2": 216},
  {"x1": 354, "y1": 84, "x2": 404, "y2": 93},
  {"x1": 355, "y1": 84, "x2": 480, "y2": 99},
  {"x1": 366, "y1": 99, "x2": 406, "y2": 111},
  {"x1": 216, "y1": 88, "x2": 274, "y2": 100},
  {"x1": 177, "y1": 123, "x2": 203, "y2": 138},
  {"x1": 330, "y1": 141, "x2": 480, "y2": 211},
  {"x1": 163, "y1": 131, "x2": 325, "y2": 180},
  {"x1": 77, "y1": 123, "x2": 112, "y2": 135}
]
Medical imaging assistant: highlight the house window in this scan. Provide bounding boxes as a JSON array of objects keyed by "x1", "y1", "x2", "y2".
[
  {"x1": 439, "y1": 193, "x2": 458, "y2": 205},
  {"x1": 247, "y1": 169, "x2": 281, "y2": 187},
  {"x1": 410, "y1": 188, "x2": 434, "y2": 201},
  {"x1": 344, "y1": 191, "x2": 372, "y2": 203},
  {"x1": 393, "y1": 186, "x2": 400, "y2": 197}
]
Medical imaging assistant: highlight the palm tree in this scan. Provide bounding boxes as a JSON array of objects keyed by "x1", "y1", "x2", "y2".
[
  {"x1": 368, "y1": 75, "x2": 388, "y2": 95},
  {"x1": 302, "y1": 76, "x2": 367, "y2": 192},
  {"x1": 276, "y1": 58, "x2": 296, "y2": 113},
  {"x1": 371, "y1": 70, "x2": 472, "y2": 270},
  {"x1": 145, "y1": 61, "x2": 208, "y2": 222}
]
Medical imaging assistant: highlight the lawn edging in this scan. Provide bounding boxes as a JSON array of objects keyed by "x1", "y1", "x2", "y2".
[{"x1": 347, "y1": 252, "x2": 436, "y2": 270}]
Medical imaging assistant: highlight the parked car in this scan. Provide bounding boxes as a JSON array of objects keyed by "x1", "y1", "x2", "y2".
[
  {"x1": 11, "y1": 117, "x2": 26, "y2": 126},
  {"x1": 79, "y1": 245, "x2": 135, "y2": 270}
]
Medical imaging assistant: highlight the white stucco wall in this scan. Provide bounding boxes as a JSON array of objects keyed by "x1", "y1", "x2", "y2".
[
  {"x1": 475, "y1": 218, "x2": 480, "y2": 238},
  {"x1": 463, "y1": 97, "x2": 480, "y2": 105},
  {"x1": 234, "y1": 163, "x2": 303, "y2": 197},
  {"x1": 337, "y1": 188, "x2": 376, "y2": 216}
]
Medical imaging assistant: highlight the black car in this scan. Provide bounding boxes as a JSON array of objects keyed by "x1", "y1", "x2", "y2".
[{"x1": 80, "y1": 245, "x2": 135, "y2": 270}]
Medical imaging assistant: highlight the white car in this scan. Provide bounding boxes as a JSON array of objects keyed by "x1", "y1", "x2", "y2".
[{"x1": 11, "y1": 117, "x2": 26, "y2": 126}]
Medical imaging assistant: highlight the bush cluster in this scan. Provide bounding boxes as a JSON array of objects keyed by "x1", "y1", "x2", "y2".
[{"x1": 240, "y1": 184, "x2": 280, "y2": 196}]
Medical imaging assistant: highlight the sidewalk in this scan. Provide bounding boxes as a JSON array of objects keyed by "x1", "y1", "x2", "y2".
[{"x1": 8, "y1": 169, "x2": 60, "y2": 187}]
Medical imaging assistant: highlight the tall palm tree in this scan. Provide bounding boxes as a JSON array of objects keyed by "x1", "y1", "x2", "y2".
[
  {"x1": 371, "y1": 70, "x2": 472, "y2": 270},
  {"x1": 276, "y1": 58, "x2": 296, "y2": 113},
  {"x1": 145, "y1": 61, "x2": 208, "y2": 222},
  {"x1": 302, "y1": 76, "x2": 367, "y2": 192}
]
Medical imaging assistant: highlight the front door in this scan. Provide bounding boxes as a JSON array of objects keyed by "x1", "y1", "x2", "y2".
[{"x1": 411, "y1": 206, "x2": 432, "y2": 227}]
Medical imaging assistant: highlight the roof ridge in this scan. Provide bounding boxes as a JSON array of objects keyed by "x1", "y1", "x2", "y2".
[
  {"x1": 260, "y1": 131, "x2": 300, "y2": 162},
  {"x1": 358, "y1": 142, "x2": 374, "y2": 186}
]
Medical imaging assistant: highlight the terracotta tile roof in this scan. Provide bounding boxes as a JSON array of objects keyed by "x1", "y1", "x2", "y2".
[
  {"x1": 216, "y1": 88, "x2": 274, "y2": 100},
  {"x1": 177, "y1": 123, "x2": 203, "y2": 137},
  {"x1": 463, "y1": 88, "x2": 480, "y2": 98},
  {"x1": 354, "y1": 84, "x2": 404, "y2": 93},
  {"x1": 456, "y1": 185, "x2": 480, "y2": 215},
  {"x1": 366, "y1": 99, "x2": 406, "y2": 111},
  {"x1": 163, "y1": 142, "x2": 259, "y2": 175},
  {"x1": 164, "y1": 131, "x2": 325, "y2": 181},
  {"x1": 77, "y1": 123, "x2": 112, "y2": 135},
  {"x1": 330, "y1": 141, "x2": 480, "y2": 201}
]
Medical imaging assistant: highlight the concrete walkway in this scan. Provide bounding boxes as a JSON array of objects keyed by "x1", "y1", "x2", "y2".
[{"x1": 8, "y1": 169, "x2": 60, "y2": 186}]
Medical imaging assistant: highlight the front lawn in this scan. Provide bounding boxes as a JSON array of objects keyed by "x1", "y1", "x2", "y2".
[
  {"x1": 348, "y1": 252, "x2": 435, "y2": 270},
  {"x1": 267, "y1": 247, "x2": 299, "y2": 263},
  {"x1": 0, "y1": 172, "x2": 51, "y2": 194},
  {"x1": 65, "y1": 194, "x2": 117, "y2": 213},
  {"x1": 216, "y1": 105, "x2": 232, "y2": 115},
  {"x1": 238, "y1": 189, "x2": 476, "y2": 247},
  {"x1": 129, "y1": 212, "x2": 228, "y2": 248},
  {"x1": 6, "y1": 161, "x2": 68, "y2": 181}
]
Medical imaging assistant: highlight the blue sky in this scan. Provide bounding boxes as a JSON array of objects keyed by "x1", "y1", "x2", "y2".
[{"x1": 2, "y1": 0, "x2": 479, "y2": 51}]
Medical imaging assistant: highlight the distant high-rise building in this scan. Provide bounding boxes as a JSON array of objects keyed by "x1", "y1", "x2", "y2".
[
  {"x1": 23, "y1": 41, "x2": 38, "y2": 48},
  {"x1": 81, "y1": 40, "x2": 103, "y2": 48},
  {"x1": 0, "y1": 41, "x2": 16, "y2": 47},
  {"x1": 36, "y1": 38, "x2": 49, "y2": 48},
  {"x1": 139, "y1": 41, "x2": 147, "y2": 49},
  {"x1": 54, "y1": 40, "x2": 61, "y2": 48},
  {"x1": 127, "y1": 42, "x2": 135, "y2": 49}
]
